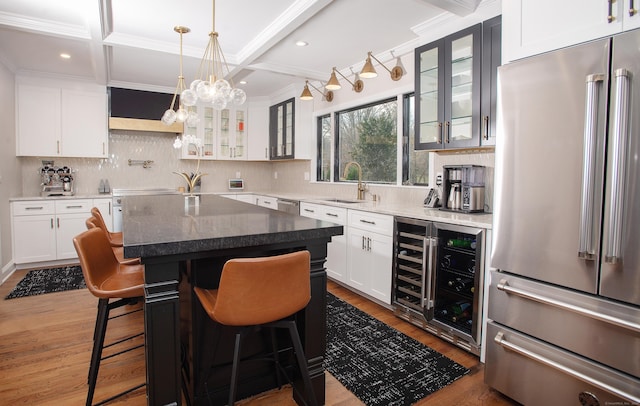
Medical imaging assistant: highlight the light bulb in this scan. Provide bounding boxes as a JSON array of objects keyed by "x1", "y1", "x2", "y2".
[
  {"x1": 176, "y1": 108, "x2": 188, "y2": 122},
  {"x1": 173, "y1": 136, "x2": 183, "y2": 149},
  {"x1": 229, "y1": 88, "x2": 247, "y2": 105},
  {"x1": 181, "y1": 89, "x2": 197, "y2": 106},
  {"x1": 161, "y1": 109, "x2": 177, "y2": 125}
]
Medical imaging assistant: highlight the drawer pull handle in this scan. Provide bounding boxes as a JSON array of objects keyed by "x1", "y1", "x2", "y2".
[
  {"x1": 66, "y1": 205, "x2": 83, "y2": 209},
  {"x1": 303, "y1": 209, "x2": 315, "y2": 213},
  {"x1": 497, "y1": 279, "x2": 640, "y2": 333},
  {"x1": 359, "y1": 219, "x2": 376, "y2": 225},
  {"x1": 25, "y1": 206, "x2": 44, "y2": 210},
  {"x1": 327, "y1": 213, "x2": 338, "y2": 217},
  {"x1": 494, "y1": 331, "x2": 640, "y2": 404}
]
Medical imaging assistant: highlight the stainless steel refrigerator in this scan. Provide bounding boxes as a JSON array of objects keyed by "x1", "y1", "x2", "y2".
[{"x1": 486, "y1": 29, "x2": 640, "y2": 405}]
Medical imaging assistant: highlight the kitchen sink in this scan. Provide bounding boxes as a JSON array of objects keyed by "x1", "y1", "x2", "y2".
[{"x1": 321, "y1": 198, "x2": 362, "y2": 204}]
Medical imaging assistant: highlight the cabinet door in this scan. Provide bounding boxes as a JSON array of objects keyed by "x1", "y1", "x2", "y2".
[
  {"x1": 61, "y1": 90, "x2": 108, "y2": 158},
  {"x1": 415, "y1": 24, "x2": 481, "y2": 150},
  {"x1": 93, "y1": 198, "x2": 113, "y2": 232},
  {"x1": 445, "y1": 24, "x2": 482, "y2": 149},
  {"x1": 502, "y1": 0, "x2": 622, "y2": 62},
  {"x1": 16, "y1": 85, "x2": 60, "y2": 156},
  {"x1": 326, "y1": 234, "x2": 348, "y2": 283},
  {"x1": 347, "y1": 227, "x2": 369, "y2": 290},
  {"x1": 480, "y1": 15, "x2": 502, "y2": 147},
  {"x1": 55, "y1": 213, "x2": 89, "y2": 260},
  {"x1": 369, "y1": 232, "x2": 393, "y2": 304},
  {"x1": 13, "y1": 215, "x2": 57, "y2": 264},
  {"x1": 247, "y1": 102, "x2": 270, "y2": 161},
  {"x1": 217, "y1": 107, "x2": 247, "y2": 160},
  {"x1": 269, "y1": 98, "x2": 295, "y2": 159}
]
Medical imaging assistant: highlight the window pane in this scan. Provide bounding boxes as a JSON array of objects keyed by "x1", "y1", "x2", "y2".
[
  {"x1": 337, "y1": 99, "x2": 397, "y2": 184},
  {"x1": 317, "y1": 115, "x2": 331, "y2": 182},
  {"x1": 405, "y1": 94, "x2": 429, "y2": 185}
]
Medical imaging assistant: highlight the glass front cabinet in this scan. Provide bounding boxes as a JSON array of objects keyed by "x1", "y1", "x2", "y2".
[
  {"x1": 269, "y1": 98, "x2": 295, "y2": 160},
  {"x1": 415, "y1": 24, "x2": 482, "y2": 150},
  {"x1": 181, "y1": 103, "x2": 247, "y2": 160}
]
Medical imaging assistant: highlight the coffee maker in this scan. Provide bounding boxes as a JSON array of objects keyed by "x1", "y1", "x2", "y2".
[
  {"x1": 40, "y1": 161, "x2": 74, "y2": 197},
  {"x1": 441, "y1": 165, "x2": 485, "y2": 213}
]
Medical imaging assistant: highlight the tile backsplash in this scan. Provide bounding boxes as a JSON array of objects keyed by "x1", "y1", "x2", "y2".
[{"x1": 19, "y1": 130, "x2": 494, "y2": 212}]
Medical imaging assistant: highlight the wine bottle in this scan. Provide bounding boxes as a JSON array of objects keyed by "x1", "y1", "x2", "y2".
[{"x1": 447, "y1": 277, "x2": 473, "y2": 292}]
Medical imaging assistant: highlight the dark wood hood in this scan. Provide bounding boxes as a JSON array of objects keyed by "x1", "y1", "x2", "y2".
[{"x1": 108, "y1": 87, "x2": 183, "y2": 133}]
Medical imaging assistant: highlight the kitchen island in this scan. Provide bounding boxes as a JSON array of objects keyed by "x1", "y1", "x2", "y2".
[{"x1": 121, "y1": 194, "x2": 343, "y2": 406}]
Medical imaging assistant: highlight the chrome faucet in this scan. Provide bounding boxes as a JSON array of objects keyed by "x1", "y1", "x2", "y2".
[{"x1": 343, "y1": 161, "x2": 366, "y2": 200}]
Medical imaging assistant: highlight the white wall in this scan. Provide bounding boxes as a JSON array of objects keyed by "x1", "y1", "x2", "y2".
[{"x1": 0, "y1": 61, "x2": 20, "y2": 280}]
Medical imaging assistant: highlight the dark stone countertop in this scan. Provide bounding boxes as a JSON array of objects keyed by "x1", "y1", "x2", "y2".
[{"x1": 122, "y1": 194, "x2": 343, "y2": 259}]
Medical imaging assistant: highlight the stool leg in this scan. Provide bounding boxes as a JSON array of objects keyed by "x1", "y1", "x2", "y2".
[
  {"x1": 228, "y1": 328, "x2": 246, "y2": 406},
  {"x1": 285, "y1": 321, "x2": 317, "y2": 406},
  {"x1": 87, "y1": 298, "x2": 110, "y2": 406},
  {"x1": 269, "y1": 328, "x2": 284, "y2": 389}
]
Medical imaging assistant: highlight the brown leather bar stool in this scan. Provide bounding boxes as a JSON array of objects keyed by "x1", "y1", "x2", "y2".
[
  {"x1": 193, "y1": 250, "x2": 317, "y2": 406},
  {"x1": 73, "y1": 227, "x2": 146, "y2": 406},
  {"x1": 85, "y1": 217, "x2": 140, "y2": 265},
  {"x1": 91, "y1": 207, "x2": 123, "y2": 246}
]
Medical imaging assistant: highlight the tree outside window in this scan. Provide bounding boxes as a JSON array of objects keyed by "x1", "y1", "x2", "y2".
[{"x1": 335, "y1": 98, "x2": 397, "y2": 183}]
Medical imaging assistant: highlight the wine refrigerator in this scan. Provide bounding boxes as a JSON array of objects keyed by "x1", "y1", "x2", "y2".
[{"x1": 392, "y1": 216, "x2": 485, "y2": 355}]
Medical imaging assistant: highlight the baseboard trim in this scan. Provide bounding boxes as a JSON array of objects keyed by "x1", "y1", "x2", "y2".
[{"x1": 1, "y1": 261, "x2": 16, "y2": 286}]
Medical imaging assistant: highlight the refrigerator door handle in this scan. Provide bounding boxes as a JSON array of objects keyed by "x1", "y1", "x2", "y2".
[
  {"x1": 578, "y1": 74, "x2": 604, "y2": 260},
  {"x1": 424, "y1": 236, "x2": 437, "y2": 310},
  {"x1": 605, "y1": 69, "x2": 631, "y2": 264},
  {"x1": 497, "y1": 278, "x2": 640, "y2": 333},
  {"x1": 493, "y1": 331, "x2": 640, "y2": 405}
]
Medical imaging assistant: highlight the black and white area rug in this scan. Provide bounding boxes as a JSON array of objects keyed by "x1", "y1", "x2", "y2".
[
  {"x1": 5, "y1": 266, "x2": 86, "y2": 299},
  {"x1": 325, "y1": 293, "x2": 469, "y2": 406}
]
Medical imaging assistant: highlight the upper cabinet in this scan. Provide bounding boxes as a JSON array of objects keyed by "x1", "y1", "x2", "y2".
[
  {"x1": 17, "y1": 84, "x2": 108, "y2": 158},
  {"x1": 180, "y1": 103, "x2": 247, "y2": 160},
  {"x1": 269, "y1": 98, "x2": 295, "y2": 160},
  {"x1": 415, "y1": 24, "x2": 482, "y2": 150},
  {"x1": 503, "y1": 0, "x2": 640, "y2": 63},
  {"x1": 480, "y1": 15, "x2": 501, "y2": 146}
]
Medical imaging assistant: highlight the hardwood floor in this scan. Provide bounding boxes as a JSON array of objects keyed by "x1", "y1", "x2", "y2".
[{"x1": 0, "y1": 269, "x2": 517, "y2": 405}]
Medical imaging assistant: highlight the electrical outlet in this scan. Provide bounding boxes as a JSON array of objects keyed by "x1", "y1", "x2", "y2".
[
  {"x1": 436, "y1": 173, "x2": 443, "y2": 186},
  {"x1": 304, "y1": 172, "x2": 309, "y2": 181}
]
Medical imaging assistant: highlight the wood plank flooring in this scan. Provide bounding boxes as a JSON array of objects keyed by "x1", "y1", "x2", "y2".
[{"x1": 0, "y1": 269, "x2": 517, "y2": 405}]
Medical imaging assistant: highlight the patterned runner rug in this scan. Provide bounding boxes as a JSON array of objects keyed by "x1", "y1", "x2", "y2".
[
  {"x1": 5, "y1": 266, "x2": 86, "y2": 299},
  {"x1": 326, "y1": 293, "x2": 469, "y2": 406}
]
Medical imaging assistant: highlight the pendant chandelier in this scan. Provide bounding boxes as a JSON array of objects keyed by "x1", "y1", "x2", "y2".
[
  {"x1": 180, "y1": 0, "x2": 246, "y2": 110},
  {"x1": 162, "y1": 26, "x2": 198, "y2": 126}
]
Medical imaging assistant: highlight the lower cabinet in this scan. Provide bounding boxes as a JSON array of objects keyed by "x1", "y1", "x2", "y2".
[
  {"x1": 299, "y1": 202, "x2": 348, "y2": 284},
  {"x1": 11, "y1": 198, "x2": 107, "y2": 265},
  {"x1": 255, "y1": 195, "x2": 278, "y2": 210},
  {"x1": 346, "y1": 210, "x2": 394, "y2": 305}
]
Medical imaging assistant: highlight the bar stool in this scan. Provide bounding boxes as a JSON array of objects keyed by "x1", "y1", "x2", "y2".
[
  {"x1": 193, "y1": 250, "x2": 317, "y2": 406},
  {"x1": 91, "y1": 207, "x2": 123, "y2": 246},
  {"x1": 85, "y1": 217, "x2": 140, "y2": 265},
  {"x1": 73, "y1": 227, "x2": 146, "y2": 406}
]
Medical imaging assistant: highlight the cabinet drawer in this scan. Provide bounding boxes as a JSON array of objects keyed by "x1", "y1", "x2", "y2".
[
  {"x1": 12, "y1": 201, "x2": 55, "y2": 216},
  {"x1": 55, "y1": 199, "x2": 93, "y2": 214},
  {"x1": 300, "y1": 202, "x2": 323, "y2": 220},
  {"x1": 300, "y1": 203, "x2": 347, "y2": 224},
  {"x1": 348, "y1": 210, "x2": 393, "y2": 235}
]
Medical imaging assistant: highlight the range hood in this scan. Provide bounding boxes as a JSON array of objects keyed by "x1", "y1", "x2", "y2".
[{"x1": 108, "y1": 87, "x2": 183, "y2": 133}]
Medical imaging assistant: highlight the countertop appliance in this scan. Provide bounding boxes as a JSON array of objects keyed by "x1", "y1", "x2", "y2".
[
  {"x1": 392, "y1": 217, "x2": 485, "y2": 355},
  {"x1": 440, "y1": 165, "x2": 485, "y2": 213},
  {"x1": 112, "y1": 188, "x2": 181, "y2": 232},
  {"x1": 487, "y1": 30, "x2": 640, "y2": 405},
  {"x1": 40, "y1": 164, "x2": 74, "y2": 197},
  {"x1": 276, "y1": 198, "x2": 299, "y2": 215}
]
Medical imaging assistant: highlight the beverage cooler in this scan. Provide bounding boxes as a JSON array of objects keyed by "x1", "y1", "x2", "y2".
[{"x1": 392, "y1": 216, "x2": 485, "y2": 355}]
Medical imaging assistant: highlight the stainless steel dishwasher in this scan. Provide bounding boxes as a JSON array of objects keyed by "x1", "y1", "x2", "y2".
[{"x1": 276, "y1": 198, "x2": 299, "y2": 215}]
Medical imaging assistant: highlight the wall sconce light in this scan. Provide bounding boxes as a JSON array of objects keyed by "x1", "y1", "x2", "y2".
[
  {"x1": 325, "y1": 67, "x2": 342, "y2": 90},
  {"x1": 300, "y1": 80, "x2": 334, "y2": 102},
  {"x1": 335, "y1": 68, "x2": 364, "y2": 93},
  {"x1": 360, "y1": 51, "x2": 404, "y2": 81}
]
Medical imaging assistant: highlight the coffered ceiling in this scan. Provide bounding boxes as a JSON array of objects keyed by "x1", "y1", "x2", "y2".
[{"x1": 0, "y1": 0, "x2": 497, "y2": 97}]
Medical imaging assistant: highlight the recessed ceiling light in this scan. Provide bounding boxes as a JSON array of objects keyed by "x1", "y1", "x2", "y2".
[
  {"x1": 239, "y1": 80, "x2": 247, "y2": 85},
  {"x1": 60, "y1": 53, "x2": 71, "y2": 59},
  {"x1": 295, "y1": 40, "x2": 308, "y2": 47}
]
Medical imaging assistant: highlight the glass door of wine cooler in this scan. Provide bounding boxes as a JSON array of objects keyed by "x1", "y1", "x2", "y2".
[{"x1": 432, "y1": 222, "x2": 484, "y2": 349}]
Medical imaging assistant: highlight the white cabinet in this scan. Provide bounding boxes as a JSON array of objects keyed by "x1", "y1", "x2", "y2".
[
  {"x1": 247, "y1": 101, "x2": 270, "y2": 161},
  {"x1": 346, "y1": 210, "x2": 394, "y2": 304},
  {"x1": 16, "y1": 85, "x2": 108, "y2": 158},
  {"x1": 503, "y1": 0, "x2": 640, "y2": 62},
  {"x1": 217, "y1": 107, "x2": 247, "y2": 160},
  {"x1": 11, "y1": 199, "x2": 94, "y2": 264},
  {"x1": 181, "y1": 103, "x2": 247, "y2": 160},
  {"x1": 92, "y1": 197, "x2": 114, "y2": 232},
  {"x1": 299, "y1": 202, "x2": 348, "y2": 283},
  {"x1": 236, "y1": 194, "x2": 256, "y2": 204},
  {"x1": 255, "y1": 195, "x2": 278, "y2": 210}
]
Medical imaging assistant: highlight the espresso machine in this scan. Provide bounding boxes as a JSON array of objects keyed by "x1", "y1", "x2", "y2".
[
  {"x1": 441, "y1": 165, "x2": 485, "y2": 213},
  {"x1": 40, "y1": 162, "x2": 74, "y2": 197}
]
